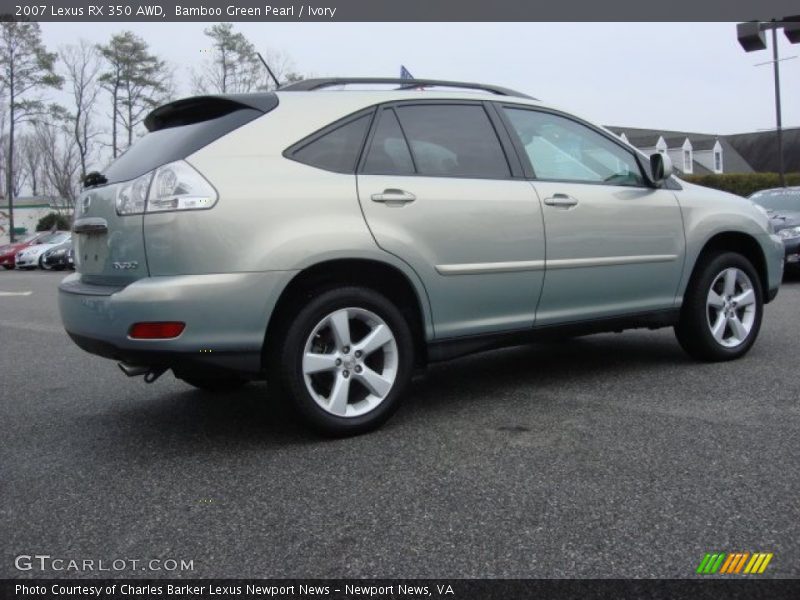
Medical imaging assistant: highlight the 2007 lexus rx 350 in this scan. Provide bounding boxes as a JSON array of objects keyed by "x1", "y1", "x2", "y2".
[{"x1": 59, "y1": 78, "x2": 784, "y2": 435}]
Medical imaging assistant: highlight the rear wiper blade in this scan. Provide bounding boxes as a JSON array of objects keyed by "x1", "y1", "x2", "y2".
[{"x1": 82, "y1": 171, "x2": 108, "y2": 189}]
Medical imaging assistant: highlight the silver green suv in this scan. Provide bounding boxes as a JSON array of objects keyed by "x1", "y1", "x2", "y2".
[{"x1": 59, "y1": 78, "x2": 784, "y2": 435}]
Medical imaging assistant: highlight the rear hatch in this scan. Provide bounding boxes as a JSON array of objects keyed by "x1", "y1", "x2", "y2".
[{"x1": 74, "y1": 94, "x2": 278, "y2": 286}]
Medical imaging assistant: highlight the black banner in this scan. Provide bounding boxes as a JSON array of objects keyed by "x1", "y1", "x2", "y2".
[
  {"x1": 1, "y1": 0, "x2": 800, "y2": 22},
  {"x1": 3, "y1": 580, "x2": 800, "y2": 600}
]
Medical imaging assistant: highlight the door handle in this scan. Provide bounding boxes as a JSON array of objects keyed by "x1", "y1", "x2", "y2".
[
  {"x1": 543, "y1": 193, "x2": 579, "y2": 209},
  {"x1": 371, "y1": 189, "x2": 416, "y2": 205}
]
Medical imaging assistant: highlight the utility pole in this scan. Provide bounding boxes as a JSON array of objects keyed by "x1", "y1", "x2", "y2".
[{"x1": 737, "y1": 17, "x2": 800, "y2": 187}]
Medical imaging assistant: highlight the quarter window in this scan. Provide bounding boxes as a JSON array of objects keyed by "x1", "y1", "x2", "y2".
[
  {"x1": 393, "y1": 104, "x2": 510, "y2": 179},
  {"x1": 290, "y1": 113, "x2": 372, "y2": 173},
  {"x1": 362, "y1": 108, "x2": 415, "y2": 175},
  {"x1": 503, "y1": 108, "x2": 646, "y2": 187}
]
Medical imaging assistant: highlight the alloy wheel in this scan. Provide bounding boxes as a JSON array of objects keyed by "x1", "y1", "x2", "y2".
[
  {"x1": 302, "y1": 307, "x2": 399, "y2": 418},
  {"x1": 706, "y1": 267, "x2": 757, "y2": 348}
]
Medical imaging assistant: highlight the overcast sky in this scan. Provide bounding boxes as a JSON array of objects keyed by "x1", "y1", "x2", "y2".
[{"x1": 39, "y1": 21, "x2": 800, "y2": 134}]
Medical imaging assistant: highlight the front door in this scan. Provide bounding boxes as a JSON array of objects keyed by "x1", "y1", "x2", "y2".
[{"x1": 500, "y1": 106, "x2": 685, "y2": 325}]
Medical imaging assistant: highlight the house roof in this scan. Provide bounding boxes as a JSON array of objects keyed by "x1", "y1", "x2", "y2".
[
  {"x1": 607, "y1": 126, "x2": 754, "y2": 174},
  {"x1": 726, "y1": 127, "x2": 800, "y2": 173}
]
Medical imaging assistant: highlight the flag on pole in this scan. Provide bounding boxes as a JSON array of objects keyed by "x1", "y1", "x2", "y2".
[{"x1": 400, "y1": 65, "x2": 414, "y2": 80}]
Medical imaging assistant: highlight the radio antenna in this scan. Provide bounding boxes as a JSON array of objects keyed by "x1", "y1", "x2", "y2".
[{"x1": 256, "y1": 52, "x2": 282, "y2": 89}]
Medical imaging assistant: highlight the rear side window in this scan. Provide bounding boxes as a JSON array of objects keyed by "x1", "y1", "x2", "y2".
[
  {"x1": 290, "y1": 113, "x2": 372, "y2": 173},
  {"x1": 362, "y1": 108, "x2": 415, "y2": 175},
  {"x1": 394, "y1": 104, "x2": 510, "y2": 179}
]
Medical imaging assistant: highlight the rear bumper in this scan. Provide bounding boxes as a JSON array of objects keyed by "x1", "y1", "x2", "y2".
[{"x1": 58, "y1": 270, "x2": 296, "y2": 374}]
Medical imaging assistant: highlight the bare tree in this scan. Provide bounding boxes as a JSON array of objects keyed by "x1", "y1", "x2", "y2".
[
  {"x1": 18, "y1": 133, "x2": 41, "y2": 195},
  {"x1": 98, "y1": 31, "x2": 171, "y2": 157},
  {"x1": 60, "y1": 40, "x2": 102, "y2": 180},
  {"x1": 33, "y1": 118, "x2": 80, "y2": 211},
  {"x1": 0, "y1": 21, "x2": 62, "y2": 241},
  {"x1": 192, "y1": 23, "x2": 302, "y2": 94}
]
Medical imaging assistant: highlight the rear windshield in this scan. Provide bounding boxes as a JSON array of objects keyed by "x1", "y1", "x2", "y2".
[{"x1": 103, "y1": 108, "x2": 263, "y2": 184}]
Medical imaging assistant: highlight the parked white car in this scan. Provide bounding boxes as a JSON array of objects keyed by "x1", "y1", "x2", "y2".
[{"x1": 15, "y1": 232, "x2": 71, "y2": 270}]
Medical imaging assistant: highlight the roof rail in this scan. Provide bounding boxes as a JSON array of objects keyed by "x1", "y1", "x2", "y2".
[{"x1": 281, "y1": 77, "x2": 536, "y2": 100}]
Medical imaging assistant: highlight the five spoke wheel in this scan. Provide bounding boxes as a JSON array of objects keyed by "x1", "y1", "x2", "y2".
[
  {"x1": 706, "y1": 267, "x2": 757, "y2": 348},
  {"x1": 302, "y1": 307, "x2": 399, "y2": 418}
]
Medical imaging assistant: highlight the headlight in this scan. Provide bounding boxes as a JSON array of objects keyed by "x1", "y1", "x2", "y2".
[
  {"x1": 778, "y1": 226, "x2": 800, "y2": 240},
  {"x1": 115, "y1": 160, "x2": 217, "y2": 216}
]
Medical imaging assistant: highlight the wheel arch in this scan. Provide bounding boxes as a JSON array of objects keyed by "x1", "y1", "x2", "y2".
[
  {"x1": 263, "y1": 258, "x2": 432, "y2": 368},
  {"x1": 689, "y1": 231, "x2": 769, "y2": 300}
]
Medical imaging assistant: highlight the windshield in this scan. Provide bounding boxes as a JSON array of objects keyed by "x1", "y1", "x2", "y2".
[{"x1": 749, "y1": 189, "x2": 800, "y2": 212}]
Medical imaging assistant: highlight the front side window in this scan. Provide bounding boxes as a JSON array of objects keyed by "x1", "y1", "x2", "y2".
[
  {"x1": 290, "y1": 113, "x2": 372, "y2": 173},
  {"x1": 392, "y1": 104, "x2": 511, "y2": 179},
  {"x1": 503, "y1": 108, "x2": 646, "y2": 187}
]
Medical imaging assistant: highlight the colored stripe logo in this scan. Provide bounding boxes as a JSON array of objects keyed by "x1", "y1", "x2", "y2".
[{"x1": 696, "y1": 552, "x2": 773, "y2": 574}]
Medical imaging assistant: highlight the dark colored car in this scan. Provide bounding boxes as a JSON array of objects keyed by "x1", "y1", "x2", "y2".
[
  {"x1": 0, "y1": 232, "x2": 52, "y2": 270},
  {"x1": 41, "y1": 239, "x2": 75, "y2": 270},
  {"x1": 749, "y1": 187, "x2": 800, "y2": 269}
]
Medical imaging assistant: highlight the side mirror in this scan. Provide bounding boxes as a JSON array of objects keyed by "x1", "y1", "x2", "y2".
[{"x1": 649, "y1": 152, "x2": 673, "y2": 184}]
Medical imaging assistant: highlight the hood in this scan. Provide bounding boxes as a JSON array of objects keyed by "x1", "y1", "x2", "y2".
[{"x1": 767, "y1": 210, "x2": 800, "y2": 231}]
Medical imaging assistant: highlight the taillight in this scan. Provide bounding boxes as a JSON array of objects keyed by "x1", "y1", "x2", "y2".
[
  {"x1": 129, "y1": 322, "x2": 185, "y2": 339},
  {"x1": 116, "y1": 160, "x2": 217, "y2": 215}
]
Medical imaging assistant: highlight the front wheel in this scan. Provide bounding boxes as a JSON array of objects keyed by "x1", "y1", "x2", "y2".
[
  {"x1": 675, "y1": 252, "x2": 763, "y2": 361},
  {"x1": 2, "y1": 265, "x2": 12, "y2": 270},
  {"x1": 277, "y1": 287, "x2": 414, "y2": 436}
]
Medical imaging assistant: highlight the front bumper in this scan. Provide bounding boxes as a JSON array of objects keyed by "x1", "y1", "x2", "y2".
[
  {"x1": 0, "y1": 254, "x2": 14, "y2": 267},
  {"x1": 15, "y1": 253, "x2": 39, "y2": 268},
  {"x1": 44, "y1": 254, "x2": 73, "y2": 268},
  {"x1": 58, "y1": 270, "x2": 296, "y2": 374},
  {"x1": 782, "y1": 235, "x2": 800, "y2": 266}
]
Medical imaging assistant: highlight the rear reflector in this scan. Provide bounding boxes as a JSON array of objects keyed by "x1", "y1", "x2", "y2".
[{"x1": 129, "y1": 322, "x2": 185, "y2": 339}]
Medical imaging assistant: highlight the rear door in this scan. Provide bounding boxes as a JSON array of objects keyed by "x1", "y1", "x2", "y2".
[{"x1": 357, "y1": 102, "x2": 546, "y2": 338}]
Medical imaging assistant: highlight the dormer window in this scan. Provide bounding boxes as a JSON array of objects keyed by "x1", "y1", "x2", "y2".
[
  {"x1": 712, "y1": 140, "x2": 723, "y2": 173},
  {"x1": 682, "y1": 138, "x2": 693, "y2": 174},
  {"x1": 656, "y1": 136, "x2": 667, "y2": 155}
]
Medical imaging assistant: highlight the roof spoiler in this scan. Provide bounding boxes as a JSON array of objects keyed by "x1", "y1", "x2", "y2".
[{"x1": 144, "y1": 93, "x2": 279, "y2": 132}]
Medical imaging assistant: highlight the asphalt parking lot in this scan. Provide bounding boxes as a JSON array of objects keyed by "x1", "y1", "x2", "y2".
[{"x1": 1, "y1": 269, "x2": 798, "y2": 579}]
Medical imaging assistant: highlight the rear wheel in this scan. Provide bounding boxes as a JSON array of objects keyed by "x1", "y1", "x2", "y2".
[
  {"x1": 276, "y1": 286, "x2": 414, "y2": 436},
  {"x1": 2, "y1": 265, "x2": 12, "y2": 270},
  {"x1": 675, "y1": 252, "x2": 763, "y2": 361}
]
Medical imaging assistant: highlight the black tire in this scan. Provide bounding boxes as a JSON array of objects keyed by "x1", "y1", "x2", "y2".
[
  {"x1": 175, "y1": 370, "x2": 249, "y2": 392},
  {"x1": 39, "y1": 255, "x2": 49, "y2": 270},
  {"x1": 276, "y1": 286, "x2": 414, "y2": 436},
  {"x1": 675, "y1": 251, "x2": 763, "y2": 361},
  {"x1": 2, "y1": 265, "x2": 12, "y2": 270}
]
